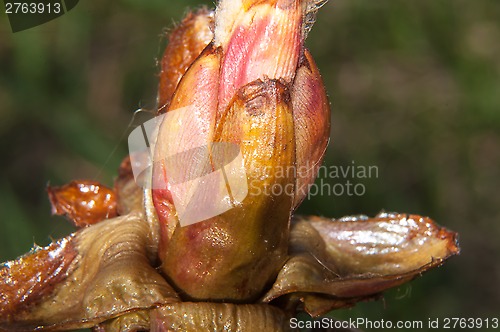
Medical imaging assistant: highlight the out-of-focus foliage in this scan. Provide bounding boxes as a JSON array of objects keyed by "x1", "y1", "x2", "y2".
[{"x1": 0, "y1": 0, "x2": 499, "y2": 331}]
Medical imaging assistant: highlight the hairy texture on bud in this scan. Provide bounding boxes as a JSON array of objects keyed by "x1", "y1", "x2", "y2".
[
  {"x1": 215, "y1": 0, "x2": 303, "y2": 112},
  {"x1": 158, "y1": 9, "x2": 214, "y2": 112}
]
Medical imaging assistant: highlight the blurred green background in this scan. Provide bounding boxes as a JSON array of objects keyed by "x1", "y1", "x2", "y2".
[{"x1": 0, "y1": 0, "x2": 499, "y2": 331}]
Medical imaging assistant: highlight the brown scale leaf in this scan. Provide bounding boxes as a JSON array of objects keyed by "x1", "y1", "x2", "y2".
[
  {"x1": 92, "y1": 310, "x2": 150, "y2": 332},
  {"x1": 151, "y1": 302, "x2": 292, "y2": 332},
  {"x1": 0, "y1": 238, "x2": 77, "y2": 324},
  {"x1": 262, "y1": 212, "x2": 460, "y2": 316},
  {"x1": 157, "y1": 8, "x2": 214, "y2": 113},
  {"x1": 0, "y1": 212, "x2": 179, "y2": 331},
  {"x1": 47, "y1": 180, "x2": 118, "y2": 227},
  {"x1": 114, "y1": 156, "x2": 143, "y2": 215}
]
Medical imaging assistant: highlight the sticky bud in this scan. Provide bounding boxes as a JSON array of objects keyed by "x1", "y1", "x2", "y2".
[{"x1": 151, "y1": 0, "x2": 330, "y2": 301}]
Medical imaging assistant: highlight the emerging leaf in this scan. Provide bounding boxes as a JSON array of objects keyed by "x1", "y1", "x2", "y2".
[{"x1": 151, "y1": 0, "x2": 330, "y2": 302}]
